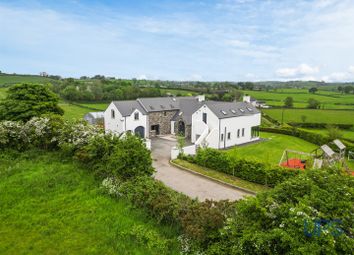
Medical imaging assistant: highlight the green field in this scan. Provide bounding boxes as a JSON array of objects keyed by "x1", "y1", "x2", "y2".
[
  {"x1": 78, "y1": 102, "x2": 108, "y2": 110},
  {"x1": 244, "y1": 89, "x2": 354, "y2": 109},
  {"x1": 227, "y1": 132, "x2": 318, "y2": 165},
  {"x1": 160, "y1": 88, "x2": 197, "y2": 96},
  {"x1": 0, "y1": 150, "x2": 179, "y2": 254},
  {"x1": 263, "y1": 108, "x2": 354, "y2": 125},
  {"x1": 0, "y1": 74, "x2": 55, "y2": 86},
  {"x1": 301, "y1": 128, "x2": 354, "y2": 141},
  {"x1": 0, "y1": 88, "x2": 7, "y2": 100},
  {"x1": 59, "y1": 103, "x2": 92, "y2": 120}
]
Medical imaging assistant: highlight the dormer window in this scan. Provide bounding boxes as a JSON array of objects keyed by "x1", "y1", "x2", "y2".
[
  {"x1": 134, "y1": 112, "x2": 139, "y2": 120},
  {"x1": 111, "y1": 109, "x2": 115, "y2": 119}
]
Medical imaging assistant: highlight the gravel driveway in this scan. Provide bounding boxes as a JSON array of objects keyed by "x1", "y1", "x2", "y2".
[{"x1": 151, "y1": 137, "x2": 253, "y2": 201}]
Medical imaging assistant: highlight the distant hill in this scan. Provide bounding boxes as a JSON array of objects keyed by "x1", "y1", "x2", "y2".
[{"x1": 0, "y1": 73, "x2": 57, "y2": 87}]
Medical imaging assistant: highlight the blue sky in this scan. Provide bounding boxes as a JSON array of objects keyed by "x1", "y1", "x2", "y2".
[{"x1": 1, "y1": 0, "x2": 354, "y2": 81}]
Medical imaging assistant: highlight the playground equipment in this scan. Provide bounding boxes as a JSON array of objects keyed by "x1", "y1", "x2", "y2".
[
  {"x1": 279, "y1": 149, "x2": 315, "y2": 170},
  {"x1": 280, "y1": 139, "x2": 351, "y2": 172}
]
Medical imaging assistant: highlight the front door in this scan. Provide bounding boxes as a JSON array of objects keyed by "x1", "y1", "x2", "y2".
[
  {"x1": 178, "y1": 121, "x2": 185, "y2": 136},
  {"x1": 134, "y1": 126, "x2": 145, "y2": 138}
]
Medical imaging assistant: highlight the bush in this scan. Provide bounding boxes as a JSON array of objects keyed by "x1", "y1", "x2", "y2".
[
  {"x1": 208, "y1": 169, "x2": 354, "y2": 255},
  {"x1": 195, "y1": 148, "x2": 231, "y2": 172}
]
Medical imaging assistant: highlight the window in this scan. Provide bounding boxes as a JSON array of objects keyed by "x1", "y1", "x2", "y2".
[
  {"x1": 202, "y1": 113, "x2": 207, "y2": 124},
  {"x1": 164, "y1": 111, "x2": 167, "y2": 116},
  {"x1": 111, "y1": 109, "x2": 115, "y2": 119},
  {"x1": 237, "y1": 129, "x2": 240, "y2": 138},
  {"x1": 227, "y1": 132, "x2": 231, "y2": 140},
  {"x1": 251, "y1": 126, "x2": 260, "y2": 138},
  {"x1": 242, "y1": 128, "x2": 245, "y2": 137},
  {"x1": 134, "y1": 112, "x2": 139, "y2": 120},
  {"x1": 220, "y1": 134, "x2": 224, "y2": 141}
]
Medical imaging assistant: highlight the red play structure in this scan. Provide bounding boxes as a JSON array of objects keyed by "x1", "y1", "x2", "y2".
[{"x1": 281, "y1": 158, "x2": 306, "y2": 170}]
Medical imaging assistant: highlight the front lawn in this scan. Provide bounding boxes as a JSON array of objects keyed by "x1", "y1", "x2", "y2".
[
  {"x1": 227, "y1": 132, "x2": 318, "y2": 165},
  {"x1": 0, "y1": 150, "x2": 179, "y2": 254}
]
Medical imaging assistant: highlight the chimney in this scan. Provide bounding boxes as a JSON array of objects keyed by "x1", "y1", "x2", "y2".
[
  {"x1": 196, "y1": 95, "x2": 205, "y2": 102},
  {"x1": 243, "y1": 94, "x2": 251, "y2": 103}
]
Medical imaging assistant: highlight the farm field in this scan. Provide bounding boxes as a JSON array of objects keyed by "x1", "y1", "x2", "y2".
[
  {"x1": 263, "y1": 108, "x2": 354, "y2": 125},
  {"x1": 0, "y1": 150, "x2": 179, "y2": 255},
  {"x1": 244, "y1": 89, "x2": 354, "y2": 109},
  {"x1": 59, "y1": 103, "x2": 93, "y2": 120},
  {"x1": 227, "y1": 132, "x2": 318, "y2": 165},
  {"x1": 78, "y1": 102, "x2": 108, "y2": 110},
  {"x1": 0, "y1": 88, "x2": 7, "y2": 99},
  {"x1": 160, "y1": 88, "x2": 197, "y2": 96},
  {"x1": 0, "y1": 74, "x2": 55, "y2": 86}
]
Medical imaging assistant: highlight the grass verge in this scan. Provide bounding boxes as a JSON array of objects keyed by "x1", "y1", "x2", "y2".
[
  {"x1": 172, "y1": 159, "x2": 270, "y2": 193},
  {"x1": 0, "y1": 150, "x2": 179, "y2": 254}
]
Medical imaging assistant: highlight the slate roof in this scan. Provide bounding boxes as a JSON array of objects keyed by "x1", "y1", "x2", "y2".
[
  {"x1": 111, "y1": 97, "x2": 259, "y2": 120},
  {"x1": 204, "y1": 101, "x2": 260, "y2": 119},
  {"x1": 85, "y1": 111, "x2": 105, "y2": 119},
  {"x1": 112, "y1": 100, "x2": 147, "y2": 117}
]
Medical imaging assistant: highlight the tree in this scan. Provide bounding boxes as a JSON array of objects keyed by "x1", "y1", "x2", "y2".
[
  {"x1": 308, "y1": 87, "x2": 318, "y2": 94},
  {"x1": 284, "y1": 96, "x2": 294, "y2": 108},
  {"x1": 326, "y1": 125, "x2": 343, "y2": 140},
  {"x1": 337, "y1": 86, "x2": 343, "y2": 94},
  {"x1": 0, "y1": 83, "x2": 63, "y2": 121},
  {"x1": 343, "y1": 85, "x2": 353, "y2": 94},
  {"x1": 307, "y1": 98, "x2": 320, "y2": 109},
  {"x1": 301, "y1": 115, "x2": 307, "y2": 123}
]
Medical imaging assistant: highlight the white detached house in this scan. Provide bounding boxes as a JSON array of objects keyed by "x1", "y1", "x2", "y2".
[{"x1": 104, "y1": 95, "x2": 261, "y2": 151}]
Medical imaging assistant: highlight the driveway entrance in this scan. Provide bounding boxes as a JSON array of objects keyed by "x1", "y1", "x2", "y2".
[{"x1": 151, "y1": 137, "x2": 251, "y2": 201}]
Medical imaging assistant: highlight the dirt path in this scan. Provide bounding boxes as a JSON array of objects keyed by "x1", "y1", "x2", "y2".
[{"x1": 151, "y1": 137, "x2": 253, "y2": 201}]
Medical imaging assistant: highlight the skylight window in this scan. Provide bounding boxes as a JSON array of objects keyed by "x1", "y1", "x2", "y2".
[
  {"x1": 149, "y1": 105, "x2": 155, "y2": 110},
  {"x1": 179, "y1": 111, "x2": 183, "y2": 116},
  {"x1": 231, "y1": 109, "x2": 237, "y2": 114},
  {"x1": 247, "y1": 107, "x2": 253, "y2": 112},
  {"x1": 239, "y1": 108, "x2": 245, "y2": 113},
  {"x1": 221, "y1": 110, "x2": 227, "y2": 115},
  {"x1": 160, "y1": 105, "x2": 165, "y2": 109}
]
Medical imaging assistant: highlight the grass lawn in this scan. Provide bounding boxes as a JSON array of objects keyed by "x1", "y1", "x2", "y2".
[
  {"x1": 263, "y1": 108, "x2": 354, "y2": 125},
  {"x1": 172, "y1": 159, "x2": 269, "y2": 193},
  {"x1": 227, "y1": 132, "x2": 318, "y2": 165},
  {"x1": 0, "y1": 150, "x2": 179, "y2": 254}
]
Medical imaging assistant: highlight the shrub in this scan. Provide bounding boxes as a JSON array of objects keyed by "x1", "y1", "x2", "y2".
[
  {"x1": 0, "y1": 120, "x2": 28, "y2": 150},
  {"x1": 208, "y1": 169, "x2": 354, "y2": 255},
  {"x1": 195, "y1": 148, "x2": 231, "y2": 172}
]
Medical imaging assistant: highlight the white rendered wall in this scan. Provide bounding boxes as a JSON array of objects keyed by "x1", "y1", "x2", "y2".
[
  {"x1": 191, "y1": 105, "x2": 219, "y2": 144},
  {"x1": 124, "y1": 109, "x2": 148, "y2": 138},
  {"x1": 219, "y1": 112, "x2": 261, "y2": 149},
  {"x1": 104, "y1": 102, "x2": 124, "y2": 134},
  {"x1": 104, "y1": 103, "x2": 147, "y2": 137},
  {"x1": 171, "y1": 121, "x2": 175, "y2": 134}
]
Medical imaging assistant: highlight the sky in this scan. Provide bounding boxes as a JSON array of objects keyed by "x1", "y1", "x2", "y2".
[{"x1": 1, "y1": 0, "x2": 354, "y2": 82}]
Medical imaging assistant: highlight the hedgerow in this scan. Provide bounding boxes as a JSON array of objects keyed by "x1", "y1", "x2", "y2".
[{"x1": 182, "y1": 148, "x2": 301, "y2": 187}]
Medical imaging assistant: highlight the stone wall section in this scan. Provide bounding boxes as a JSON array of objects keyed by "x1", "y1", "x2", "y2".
[{"x1": 148, "y1": 110, "x2": 178, "y2": 136}]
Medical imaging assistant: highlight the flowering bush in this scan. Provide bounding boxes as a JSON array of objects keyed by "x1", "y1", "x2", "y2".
[{"x1": 0, "y1": 120, "x2": 29, "y2": 150}]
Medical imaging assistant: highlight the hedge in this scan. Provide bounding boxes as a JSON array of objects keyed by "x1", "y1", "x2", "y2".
[
  {"x1": 288, "y1": 122, "x2": 353, "y2": 129},
  {"x1": 183, "y1": 148, "x2": 301, "y2": 187}
]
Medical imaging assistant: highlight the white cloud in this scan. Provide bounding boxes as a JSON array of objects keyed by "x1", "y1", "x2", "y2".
[
  {"x1": 225, "y1": 39, "x2": 250, "y2": 48},
  {"x1": 349, "y1": 66, "x2": 354, "y2": 73},
  {"x1": 189, "y1": 74, "x2": 203, "y2": 81},
  {"x1": 321, "y1": 66, "x2": 354, "y2": 82},
  {"x1": 275, "y1": 64, "x2": 319, "y2": 78}
]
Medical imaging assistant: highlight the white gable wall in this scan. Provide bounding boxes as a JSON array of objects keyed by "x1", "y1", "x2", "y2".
[
  {"x1": 104, "y1": 102, "x2": 124, "y2": 133},
  {"x1": 104, "y1": 103, "x2": 148, "y2": 137},
  {"x1": 124, "y1": 109, "x2": 148, "y2": 137},
  {"x1": 191, "y1": 105, "x2": 220, "y2": 145},
  {"x1": 219, "y1": 112, "x2": 261, "y2": 149}
]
